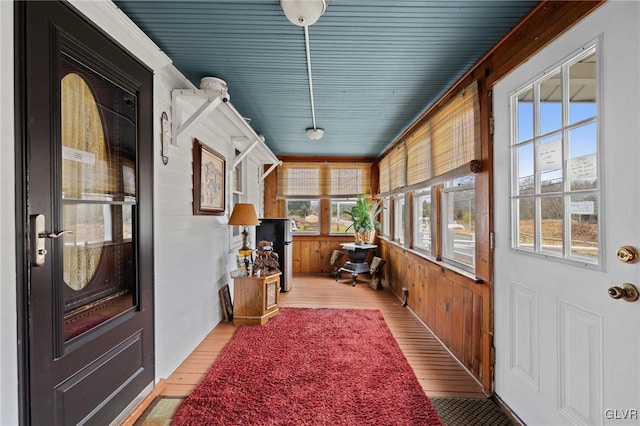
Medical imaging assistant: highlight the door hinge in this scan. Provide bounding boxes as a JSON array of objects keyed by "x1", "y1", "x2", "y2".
[
  {"x1": 490, "y1": 232, "x2": 495, "y2": 251},
  {"x1": 489, "y1": 114, "x2": 495, "y2": 136}
]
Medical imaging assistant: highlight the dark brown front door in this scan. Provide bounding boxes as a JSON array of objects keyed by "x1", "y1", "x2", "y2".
[{"x1": 18, "y1": 2, "x2": 154, "y2": 424}]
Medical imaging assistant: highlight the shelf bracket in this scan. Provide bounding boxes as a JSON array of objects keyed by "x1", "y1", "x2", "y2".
[
  {"x1": 172, "y1": 88, "x2": 229, "y2": 145},
  {"x1": 173, "y1": 95, "x2": 224, "y2": 141},
  {"x1": 233, "y1": 139, "x2": 260, "y2": 168},
  {"x1": 261, "y1": 162, "x2": 280, "y2": 181},
  {"x1": 171, "y1": 88, "x2": 280, "y2": 174}
]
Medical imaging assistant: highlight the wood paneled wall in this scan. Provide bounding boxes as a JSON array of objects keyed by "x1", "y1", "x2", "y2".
[
  {"x1": 291, "y1": 237, "x2": 348, "y2": 274},
  {"x1": 263, "y1": 165, "x2": 284, "y2": 218},
  {"x1": 378, "y1": 239, "x2": 489, "y2": 390}
]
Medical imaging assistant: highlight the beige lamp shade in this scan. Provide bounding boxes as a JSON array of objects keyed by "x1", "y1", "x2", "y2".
[{"x1": 228, "y1": 203, "x2": 260, "y2": 226}]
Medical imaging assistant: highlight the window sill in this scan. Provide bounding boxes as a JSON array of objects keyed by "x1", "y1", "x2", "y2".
[
  {"x1": 292, "y1": 234, "x2": 342, "y2": 240},
  {"x1": 377, "y1": 236, "x2": 481, "y2": 283}
]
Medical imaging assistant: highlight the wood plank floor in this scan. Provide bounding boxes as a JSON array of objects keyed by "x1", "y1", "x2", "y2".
[{"x1": 161, "y1": 273, "x2": 486, "y2": 399}]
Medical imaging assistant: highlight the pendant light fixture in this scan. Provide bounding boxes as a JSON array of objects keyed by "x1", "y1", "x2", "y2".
[{"x1": 280, "y1": 0, "x2": 327, "y2": 141}]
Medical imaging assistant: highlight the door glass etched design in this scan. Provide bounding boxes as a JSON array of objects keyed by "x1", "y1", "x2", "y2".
[{"x1": 61, "y1": 63, "x2": 137, "y2": 340}]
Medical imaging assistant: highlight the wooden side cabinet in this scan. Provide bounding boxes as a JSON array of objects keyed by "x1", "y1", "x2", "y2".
[{"x1": 232, "y1": 272, "x2": 281, "y2": 326}]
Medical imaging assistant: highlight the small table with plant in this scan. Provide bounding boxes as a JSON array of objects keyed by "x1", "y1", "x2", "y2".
[{"x1": 336, "y1": 242, "x2": 378, "y2": 286}]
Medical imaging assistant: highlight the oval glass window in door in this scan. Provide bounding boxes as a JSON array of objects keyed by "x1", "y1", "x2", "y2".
[
  {"x1": 60, "y1": 65, "x2": 137, "y2": 341},
  {"x1": 61, "y1": 72, "x2": 108, "y2": 291}
]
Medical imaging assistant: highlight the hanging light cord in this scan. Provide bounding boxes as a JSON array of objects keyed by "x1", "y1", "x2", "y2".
[{"x1": 304, "y1": 25, "x2": 318, "y2": 130}]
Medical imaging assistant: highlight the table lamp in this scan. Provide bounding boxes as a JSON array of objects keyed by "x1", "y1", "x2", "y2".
[{"x1": 228, "y1": 203, "x2": 260, "y2": 256}]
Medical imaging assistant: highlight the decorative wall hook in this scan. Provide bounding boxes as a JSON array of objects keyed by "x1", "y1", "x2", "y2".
[{"x1": 161, "y1": 111, "x2": 170, "y2": 165}]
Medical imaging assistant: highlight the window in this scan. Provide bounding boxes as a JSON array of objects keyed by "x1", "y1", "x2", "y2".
[
  {"x1": 381, "y1": 197, "x2": 390, "y2": 237},
  {"x1": 277, "y1": 162, "x2": 372, "y2": 237},
  {"x1": 277, "y1": 162, "x2": 371, "y2": 197},
  {"x1": 442, "y1": 175, "x2": 476, "y2": 270},
  {"x1": 286, "y1": 199, "x2": 320, "y2": 234},
  {"x1": 330, "y1": 199, "x2": 356, "y2": 234},
  {"x1": 378, "y1": 81, "x2": 481, "y2": 273},
  {"x1": 231, "y1": 149, "x2": 245, "y2": 243},
  {"x1": 394, "y1": 194, "x2": 405, "y2": 245},
  {"x1": 413, "y1": 188, "x2": 432, "y2": 254},
  {"x1": 511, "y1": 45, "x2": 599, "y2": 264}
]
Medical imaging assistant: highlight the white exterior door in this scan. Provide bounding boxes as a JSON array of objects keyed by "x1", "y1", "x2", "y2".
[{"x1": 494, "y1": 2, "x2": 640, "y2": 425}]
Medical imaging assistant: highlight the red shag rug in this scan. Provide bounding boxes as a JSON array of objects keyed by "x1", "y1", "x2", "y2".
[{"x1": 172, "y1": 307, "x2": 443, "y2": 425}]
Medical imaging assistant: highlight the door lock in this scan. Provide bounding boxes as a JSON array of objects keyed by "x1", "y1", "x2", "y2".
[
  {"x1": 608, "y1": 283, "x2": 639, "y2": 302},
  {"x1": 30, "y1": 214, "x2": 73, "y2": 267},
  {"x1": 616, "y1": 246, "x2": 639, "y2": 264},
  {"x1": 30, "y1": 214, "x2": 47, "y2": 267}
]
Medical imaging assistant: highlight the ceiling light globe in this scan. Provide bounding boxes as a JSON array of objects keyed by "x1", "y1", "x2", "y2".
[
  {"x1": 280, "y1": 0, "x2": 327, "y2": 27},
  {"x1": 306, "y1": 128, "x2": 325, "y2": 140}
]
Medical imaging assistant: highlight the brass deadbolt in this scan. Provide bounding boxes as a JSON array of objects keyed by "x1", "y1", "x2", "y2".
[
  {"x1": 608, "y1": 283, "x2": 639, "y2": 302},
  {"x1": 616, "y1": 246, "x2": 639, "y2": 264}
]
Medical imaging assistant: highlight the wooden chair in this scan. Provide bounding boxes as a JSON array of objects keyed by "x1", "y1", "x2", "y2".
[
  {"x1": 368, "y1": 256, "x2": 385, "y2": 290},
  {"x1": 328, "y1": 250, "x2": 345, "y2": 278}
]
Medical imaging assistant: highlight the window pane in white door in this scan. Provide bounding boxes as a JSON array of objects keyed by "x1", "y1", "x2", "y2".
[
  {"x1": 570, "y1": 194, "x2": 599, "y2": 259},
  {"x1": 540, "y1": 196, "x2": 563, "y2": 255},
  {"x1": 516, "y1": 198, "x2": 535, "y2": 251},
  {"x1": 569, "y1": 51, "x2": 597, "y2": 125},
  {"x1": 517, "y1": 88, "x2": 534, "y2": 142},
  {"x1": 538, "y1": 134, "x2": 563, "y2": 194},
  {"x1": 539, "y1": 70, "x2": 562, "y2": 135},
  {"x1": 569, "y1": 123, "x2": 598, "y2": 191},
  {"x1": 517, "y1": 143, "x2": 534, "y2": 195}
]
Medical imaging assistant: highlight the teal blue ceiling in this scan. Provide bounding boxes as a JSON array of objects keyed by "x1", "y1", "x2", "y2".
[{"x1": 113, "y1": 1, "x2": 538, "y2": 157}]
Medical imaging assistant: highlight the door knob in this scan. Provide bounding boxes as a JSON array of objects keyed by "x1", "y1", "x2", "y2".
[
  {"x1": 616, "y1": 246, "x2": 639, "y2": 263},
  {"x1": 608, "y1": 283, "x2": 639, "y2": 302}
]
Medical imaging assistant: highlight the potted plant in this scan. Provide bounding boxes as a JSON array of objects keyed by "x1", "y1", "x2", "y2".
[{"x1": 345, "y1": 195, "x2": 383, "y2": 244}]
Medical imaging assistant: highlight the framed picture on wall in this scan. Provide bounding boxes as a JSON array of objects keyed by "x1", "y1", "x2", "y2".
[{"x1": 193, "y1": 138, "x2": 225, "y2": 215}]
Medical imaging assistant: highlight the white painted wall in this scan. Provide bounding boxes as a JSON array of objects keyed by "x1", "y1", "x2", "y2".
[
  {"x1": 152, "y1": 67, "x2": 229, "y2": 380},
  {"x1": 0, "y1": 1, "x2": 274, "y2": 421},
  {"x1": 0, "y1": 1, "x2": 18, "y2": 425},
  {"x1": 153, "y1": 80, "x2": 268, "y2": 378}
]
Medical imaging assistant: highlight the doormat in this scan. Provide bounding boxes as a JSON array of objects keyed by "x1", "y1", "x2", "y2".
[
  {"x1": 135, "y1": 395, "x2": 516, "y2": 425},
  {"x1": 133, "y1": 396, "x2": 184, "y2": 425},
  {"x1": 430, "y1": 397, "x2": 515, "y2": 426}
]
